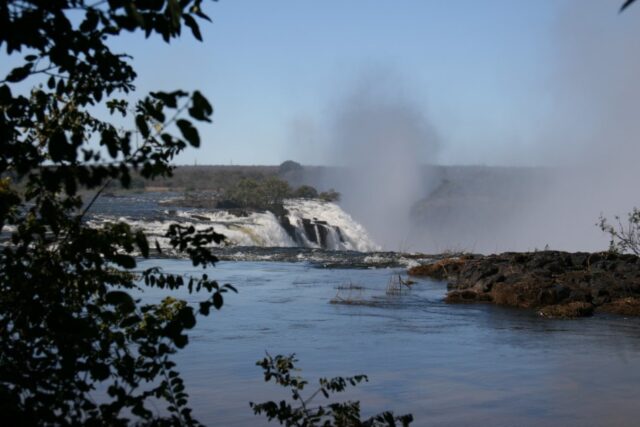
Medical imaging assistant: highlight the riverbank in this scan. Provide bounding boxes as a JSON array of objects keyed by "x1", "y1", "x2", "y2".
[{"x1": 408, "y1": 251, "x2": 640, "y2": 318}]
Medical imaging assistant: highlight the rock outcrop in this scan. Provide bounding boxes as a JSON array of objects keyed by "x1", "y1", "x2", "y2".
[{"x1": 409, "y1": 251, "x2": 640, "y2": 318}]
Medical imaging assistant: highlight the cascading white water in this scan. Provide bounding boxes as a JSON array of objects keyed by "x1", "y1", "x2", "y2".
[
  {"x1": 87, "y1": 199, "x2": 380, "y2": 252},
  {"x1": 283, "y1": 199, "x2": 380, "y2": 251}
]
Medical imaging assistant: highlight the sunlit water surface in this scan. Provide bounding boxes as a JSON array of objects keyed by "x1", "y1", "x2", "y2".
[{"x1": 136, "y1": 259, "x2": 640, "y2": 426}]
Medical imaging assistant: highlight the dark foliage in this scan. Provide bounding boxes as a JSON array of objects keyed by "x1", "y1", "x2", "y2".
[
  {"x1": 293, "y1": 185, "x2": 319, "y2": 199},
  {"x1": 222, "y1": 177, "x2": 337, "y2": 211},
  {"x1": 279, "y1": 160, "x2": 303, "y2": 175},
  {"x1": 621, "y1": 0, "x2": 638, "y2": 12},
  {"x1": 251, "y1": 354, "x2": 413, "y2": 427},
  {"x1": 0, "y1": 1, "x2": 237, "y2": 424},
  {"x1": 599, "y1": 209, "x2": 640, "y2": 256},
  {"x1": 318, "y1": 189, "x2": 340, "y2": 203}
]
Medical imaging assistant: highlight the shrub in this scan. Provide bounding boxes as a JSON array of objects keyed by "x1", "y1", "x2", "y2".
[
  {"x1": 224, "y1": 177, "x2": 293, "y2": 210},
  {"x1": 251, "y1": 353, "x2": 413, "y2": 427},
  {"x1": 0, "y1": 1, "x2": 235, "y2": 424},
  {"x1": 293, "y1": 185, "x2": 319, "y2": 199},
  {"x1": 278, "y1": 160, "x2": 303, "y2": 175},
  {"x1": 319, "y1": 189, "x2": 341, "y2": 202},
  {"x1": 599, "y1": 208, "x2": 640, "y2": 256}
]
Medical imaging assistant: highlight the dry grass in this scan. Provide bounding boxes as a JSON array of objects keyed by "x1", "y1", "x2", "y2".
[
  {"x1": 334, "y1": 282, "x2": 365, "y2": 291},
  {"x1": 599, "y1": 297, "x2": 640, "y2": 316},
  {"x1": 538, "y1": 302, "x2": 594, "y2": 319},
  {"x1": 385, "y1": 275, "x2": 413, "y2": 296},
  {"x1": 328, "y1": 299, "x2": 380, "y2": 307},
  {"x1": 330, "y1": 282, "x2": 366, "y2": 305},
  {"x1": 407, "y1": 257, "x2": 467, "y2": 279}
]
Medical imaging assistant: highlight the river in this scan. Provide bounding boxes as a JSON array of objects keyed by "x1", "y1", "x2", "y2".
[{"x1": 136, "y1": 258, "x2": 640, "y2": 426}]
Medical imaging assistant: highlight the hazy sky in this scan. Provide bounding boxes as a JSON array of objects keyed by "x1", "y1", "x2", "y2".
[{"x1": 108, "y1": 0, "x2": 638, "y2": 166}]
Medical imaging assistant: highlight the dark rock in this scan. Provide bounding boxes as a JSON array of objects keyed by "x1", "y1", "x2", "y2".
[
  {"x1": 568, "y1": 289, "x2": 592, "y2": 303},
  {"x1": 408, "y1": 257, "x2": 468, "y2": 280},
  {"x1": 279, "y1": 215, "x2": 298, "y2": 242},
  {"x1": 301, "y1": 218, "x2": 317, "y2": 244},
  {"x1": 445, "y1": 290, "x2": 491, "y2": 303},
  {"x1": 279, "y1": 214, "x2": 344, "y2": 250},
  {"x1": 553, "y1": 285, "x2": 571, "y2": 301},
  {"x1": 416, "y1": 250, "x2": 640, "y2": 317},
  {"x1": 537, "y1": 287, "x2": 559, "y2": 306},
  {"x1": 538, "y1": 302, "x2": 594, "y2": 319},
  {"x1": 599, "y1": 297, "x2": 640, "y2": 316},
  {"x1": 316, "y1": 223, "x2": 328, "y2": 248}
]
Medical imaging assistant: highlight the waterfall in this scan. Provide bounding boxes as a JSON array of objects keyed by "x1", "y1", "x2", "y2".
[
  {"x1": 282, "y1": 199, "x2": 380, "y2": 251},
  {"x1": 88, "y1": 199, "x2": 380, "y2": 252}
]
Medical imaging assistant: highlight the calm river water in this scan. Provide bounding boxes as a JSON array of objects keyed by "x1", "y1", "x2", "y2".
[{"x1": 137, "y1": 259, "x2": 640, "y2": 426}]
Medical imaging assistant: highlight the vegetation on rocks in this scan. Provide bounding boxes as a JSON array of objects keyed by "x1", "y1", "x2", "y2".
[
  {"x1": 221, "y1": 177, "x2": 339, "y2": 211},
  {"x1": 407, "y1": 256, "x2": 471, "y2": 281},
  {"x1": 599, "y1": 208, "x2": 640, "y2": 256}
]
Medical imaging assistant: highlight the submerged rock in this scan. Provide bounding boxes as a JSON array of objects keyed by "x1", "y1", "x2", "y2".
[
  {"x1": 599, "y1": 297, "x2": 640, "y2": 316},
  {"x1": 538, "y1": 302, "x2": 594, "y2": 319},
  {"x1": 410, "y1": 251, "x2": 640, "y2": 318}
]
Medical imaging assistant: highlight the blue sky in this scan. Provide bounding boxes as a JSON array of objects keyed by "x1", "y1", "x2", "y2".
[{"x1": 107, "y1": 0, "x2": 637, "y2": 166}]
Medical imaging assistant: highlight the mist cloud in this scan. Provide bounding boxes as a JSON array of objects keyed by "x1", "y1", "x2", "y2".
[
  {"x1": 514, "y1": 0, "x2": 640, "y2": 252},
  {"x1": 325, "y1": 69, "x2": 440, "y2": 249},
  {"x1": 289, "y1": 2, "x2": 640, "y2": 254}
]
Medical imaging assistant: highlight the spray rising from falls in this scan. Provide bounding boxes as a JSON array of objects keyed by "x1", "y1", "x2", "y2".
[
  {"x1": 314, "y1": 3, "x2": 640, "y2": 254},
  {"x1": 321, "y1": 71, "x2": 440, "y2": 250}
]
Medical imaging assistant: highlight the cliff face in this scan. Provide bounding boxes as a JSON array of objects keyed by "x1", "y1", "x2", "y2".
[{"x1": 407, "y1": 165, "x2": 555, "y2": 253}]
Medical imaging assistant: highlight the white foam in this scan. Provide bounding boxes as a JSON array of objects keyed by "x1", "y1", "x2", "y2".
[
  {"x1": 284, "y1": 199, "x2": 380, "y2": 251},
  {"x1": 88, "y1": 199, "x2": 379, "y2": 252}
]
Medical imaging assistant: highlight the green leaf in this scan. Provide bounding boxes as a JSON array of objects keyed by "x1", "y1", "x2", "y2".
[
  {"x1": 113, "y1": 254, "x2": 136, "y2": 269},
  {"x1": 101, "y1": 129, "x2": 119, "y2": 159},
  {"x1": 6, "y1": 63, "x2": 33, "y2": 83},
  {"x1": 90, "y1": 363, "x2": 110, "y2": 381},
  {"x1": 135, "y1": 230, "x2": 150, "y2": 257},
  {"x1": 125, "y1": 3, "x2": 145, "y2": 26},
  {"x1": 176, "y1": 119, "x2": 200, "y2": 147},
  {"x1": 105, "y1": 291, "x2": 136, "y2": 313},
  {"x1": 178, "y1": 307, "x2": 196, "y2": 329},
  {"x1": 223, "y1": 283, "x2": 237, "y2": 293},
  {"x1": 199, "y1": 301, "x2": 211, "y2": 316},
  {"x1": 183, "y1": 14, "x2": 202, "y2": 41},
  {"x1": 213, "y1": 292, "x2": 223, "y2": 310},
  {"x1": 189, "y1": 91, "x2": 213, "y2": 122},
  {"x1": 120, "y1": 315, "x2": 141, "y2": 328},
  {"x1": 174, "y1": 334, "x2": 188, "y2": 348},
  {"x1": 136, "y1": 115, "x2": 150, "y2": 139},
  {"x1": 621, "y1": 0, "x2": 636, "y2": 12},
  {"x1": 151, "y1": 90, "x2": 187, "y2": 108},
  {"x1": 48, "y1": 130, "x2": 73, "y2": 162},
  {"x1": 0, "y1": 84, "x2": 12, "y2": 104}
]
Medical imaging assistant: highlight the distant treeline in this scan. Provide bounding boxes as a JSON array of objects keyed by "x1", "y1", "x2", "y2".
[
  {"x1": 121, "y1": 160, "x2": 317, "y2": 192},
  {"x1": 220, "y1": 176, "x2": 339, "y2": 212},
  {"x1": 122, "y1": 164, "x2": 280, "y2": 191},
  {"x1": 139, "y1": 161, "x2": 339, "y2": 213}
]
